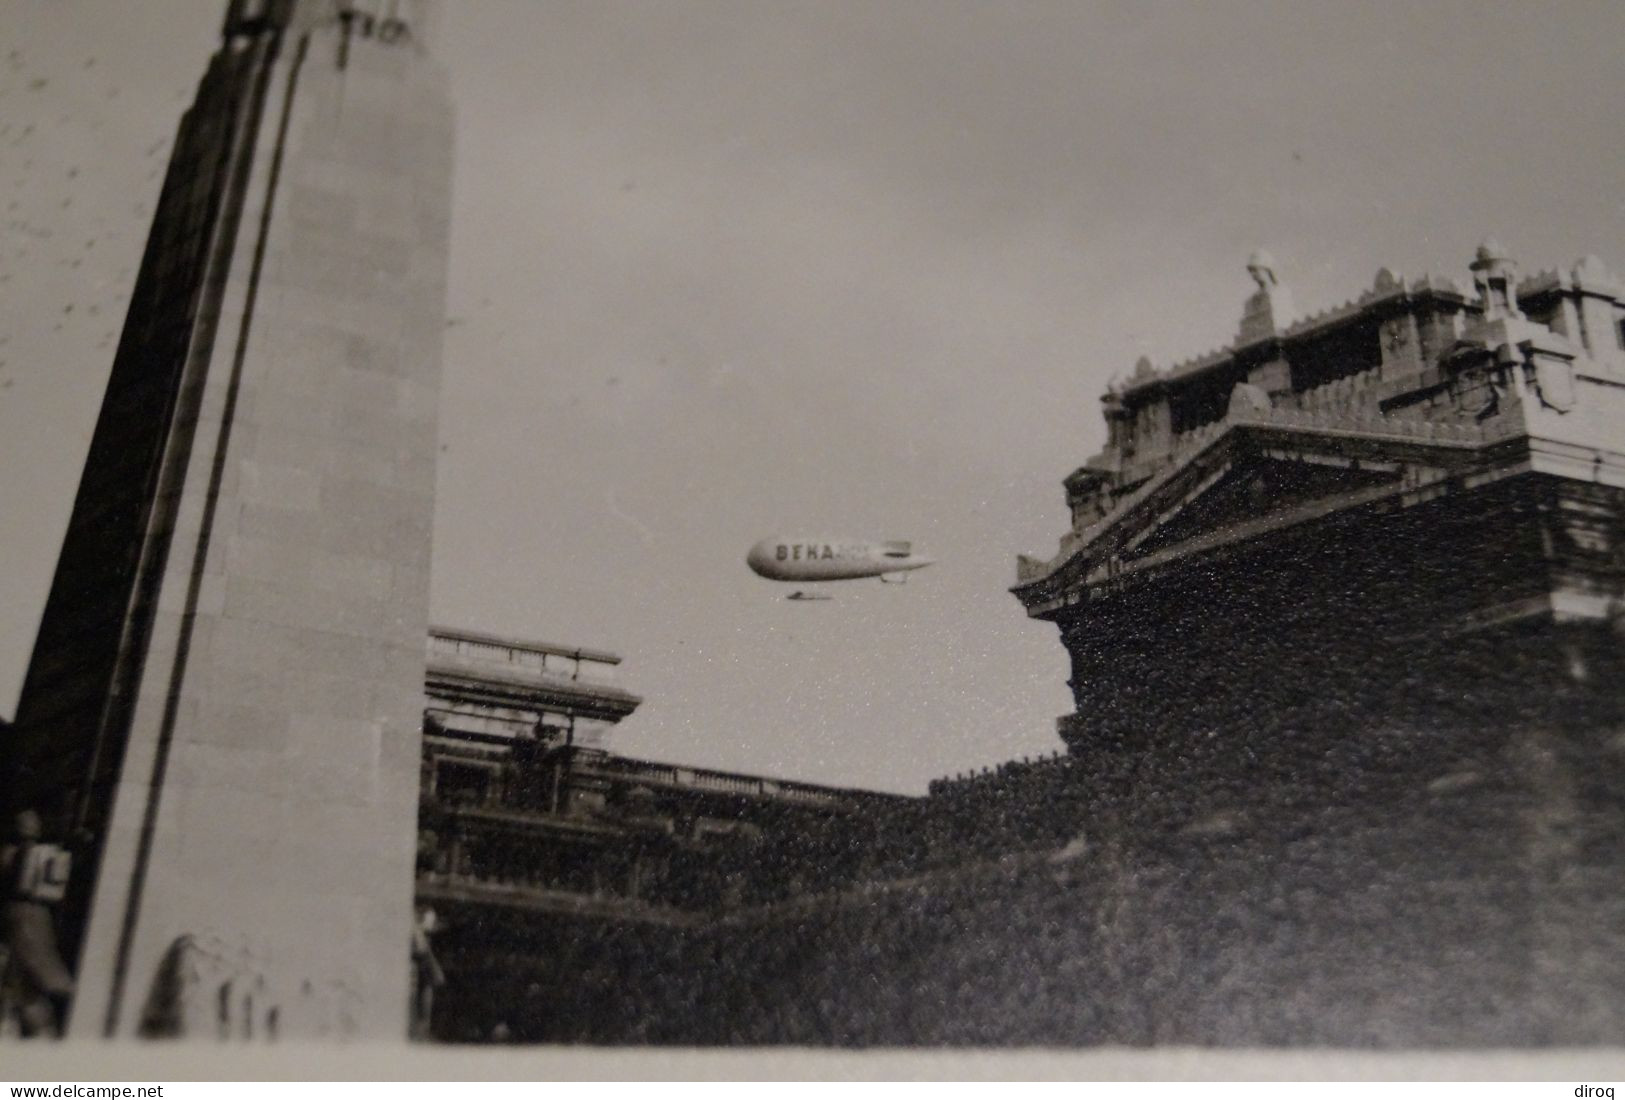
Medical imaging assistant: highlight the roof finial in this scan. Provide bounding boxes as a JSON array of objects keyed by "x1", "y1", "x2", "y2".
[
  {"x1": 1470, "y1": 237, "x2": 1521, "y2": 321},
  {"x1": 1239, "y1": 249, "x2": 1292, "y2": 344},
  {"x1": 1246, "y1": 249, "x2": 1278, "y2": 292}
]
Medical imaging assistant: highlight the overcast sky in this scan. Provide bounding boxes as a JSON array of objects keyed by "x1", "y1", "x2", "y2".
[{"x1": 2, "y1": 1, "x2": 1623, "y2": 792}]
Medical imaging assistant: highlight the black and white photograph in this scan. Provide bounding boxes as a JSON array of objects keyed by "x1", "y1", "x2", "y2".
[{"x1": 1, "y1": 0, "x2": 1624, "y2": 1081}]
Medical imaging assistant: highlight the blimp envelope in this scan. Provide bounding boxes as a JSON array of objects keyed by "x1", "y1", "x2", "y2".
[{"x1": 746, "y1": 537, "x2": 935, "y2": 583}]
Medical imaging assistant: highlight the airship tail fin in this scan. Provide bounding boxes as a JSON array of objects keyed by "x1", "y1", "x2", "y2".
[
  {"x1": 882, "y1": 540, "x2": 912, "y2": 558},
  {"x1": 880, "y1": 571, "x2": 910, "y2": 584}
]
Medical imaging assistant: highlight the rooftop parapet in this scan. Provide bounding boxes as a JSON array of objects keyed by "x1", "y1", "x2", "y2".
[{"x1": 1112, "y1": 246, "x2": 1625, "y2": 409}]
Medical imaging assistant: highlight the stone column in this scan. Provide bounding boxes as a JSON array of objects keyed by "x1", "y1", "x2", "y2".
[{"x1": 12, "y1": 1, "x2": 453, "y2": 1040}]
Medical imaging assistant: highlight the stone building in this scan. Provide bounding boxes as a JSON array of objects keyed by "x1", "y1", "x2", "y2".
[
  {"x1": 2, "y1": 0, "x2": 453, "y2": 1038},
  {"x1": 1015, "y1": 243, "x2": 1625, "y2": 764},
  {"x1": 412, "y1": 627, "x2": 908, "y2": 1043},
  {"x1": 815, "y1": 243, "x2": 1625, "y2": 1045}
]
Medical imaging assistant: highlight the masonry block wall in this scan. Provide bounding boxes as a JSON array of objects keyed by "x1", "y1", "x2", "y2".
[{"x1": 8, "y1": 2, "x2": 453, "y2": 1039}]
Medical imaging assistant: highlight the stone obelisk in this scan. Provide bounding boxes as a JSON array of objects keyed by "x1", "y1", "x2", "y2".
[{"x1": 6, "y1": 0, "x2": 453, "y2": 1038}]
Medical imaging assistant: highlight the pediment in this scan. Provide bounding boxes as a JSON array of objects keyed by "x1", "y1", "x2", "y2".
[
  {"x1": 1122, "y1": 454, "x2": 1401, "y2": 560},
  {"x1": 1016, "y1": 413, "x2": 1505, "y2": 611}
]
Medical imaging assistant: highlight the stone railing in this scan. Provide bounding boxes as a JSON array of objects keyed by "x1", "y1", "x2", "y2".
[
  {"x1": 582, "y1": 755, "x2": 861, "y2": 808},
  {"x1": 1230, "y1": 404, "x2": 1492, "y2": 444},
  {"x1": 428, "y1": 629, "x2": 621, "y2": 686},
  {"x1": 928, "y1": 748, "x2": 1071, "y2": 796}
]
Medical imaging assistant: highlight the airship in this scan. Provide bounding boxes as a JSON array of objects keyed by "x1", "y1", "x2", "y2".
[{"x1": 746, "y1": 536, "x2": 935, "y2": 588}]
